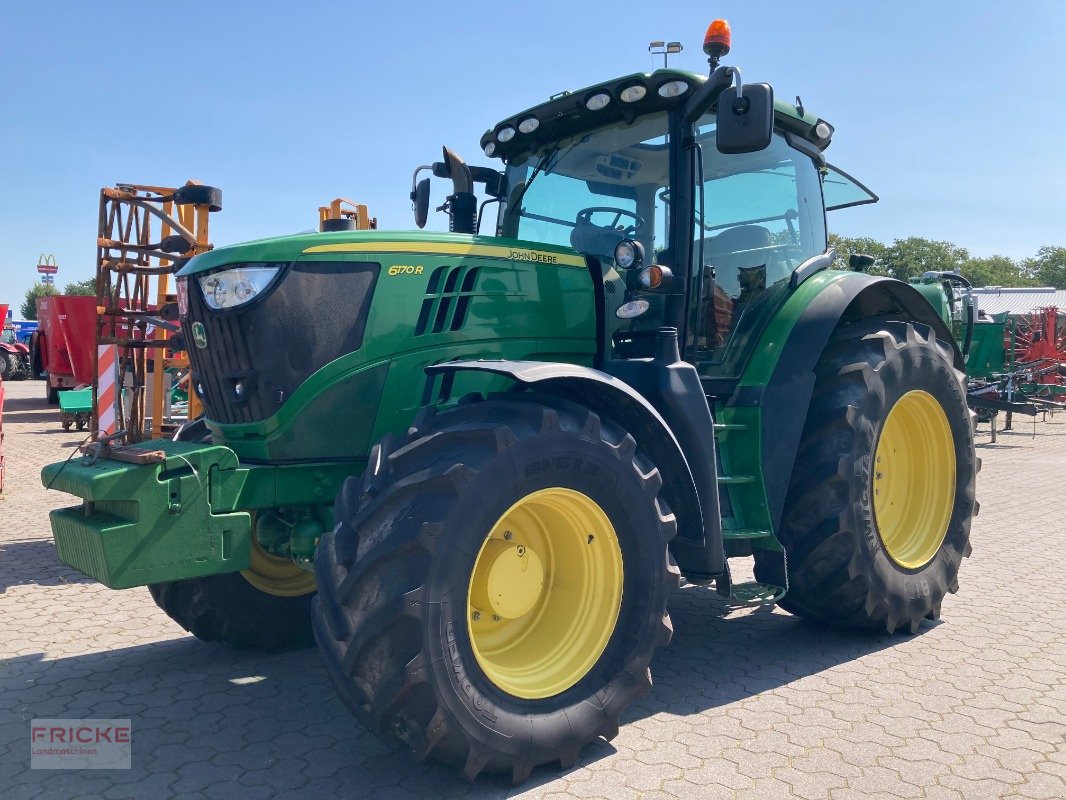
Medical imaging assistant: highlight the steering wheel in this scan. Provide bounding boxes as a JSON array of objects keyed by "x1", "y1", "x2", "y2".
[{"x1": 576, "y1": 206, "x2": 645, "y2": 236}]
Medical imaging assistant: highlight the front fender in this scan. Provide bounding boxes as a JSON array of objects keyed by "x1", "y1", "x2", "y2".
[{"x1": 426, "y1": 359, "x2": 716, "y2": 566}]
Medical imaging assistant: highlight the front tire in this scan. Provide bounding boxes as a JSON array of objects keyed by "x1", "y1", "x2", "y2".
[
  {"x1": 147, "y1": 422, "x2": 317, "y2": 651},
  {"x1": 313, "y1": 393, "x2": 678, "y2": 781},
  {"x1": 148, "y1": 554, "x2": 316, "y2": 651},
  {"x1": 754, "y1": 319, "x2": 977, "y2": 634}
]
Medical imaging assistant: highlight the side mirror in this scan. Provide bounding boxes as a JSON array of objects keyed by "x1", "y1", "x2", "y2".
[
  {"x1": 716, "y1": 83, "x2": 773, "y2": 154},
  {"x1": 849, "y1": 253, "x2": 876, "y2": 272},
  {"x1": 412, "y1": 178, "x2": 430, "y2": 229}
]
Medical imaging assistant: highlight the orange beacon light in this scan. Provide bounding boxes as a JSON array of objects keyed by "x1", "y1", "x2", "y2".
[{"x1": 703, "y1": 19, "x2": 731, "y2": 66}]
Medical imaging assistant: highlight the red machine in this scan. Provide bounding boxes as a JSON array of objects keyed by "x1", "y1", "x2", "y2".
[
  {"x1": 0, "y1": 303, "x2": 32, "y2": 381},
  {"x1": 0, "y1": 363, "x2": 5, "y2": 493},
  {"x1": 1013, "y1": 306, "x2": 1066, "y2": 385},
  {"x1": 1015, "y1": 306, "x2": 1066, "y2": 363},
  {"x1": 35, "y1": 295, "x2": 97, "y2": 404},
  {"x1": 0, "y1": 303, "x2": 6, "y2": 491}
]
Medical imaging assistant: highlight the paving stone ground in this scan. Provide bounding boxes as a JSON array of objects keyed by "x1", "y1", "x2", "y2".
[{"x1": 1, "y1": 378, "x2": 1064, "y2": 799}]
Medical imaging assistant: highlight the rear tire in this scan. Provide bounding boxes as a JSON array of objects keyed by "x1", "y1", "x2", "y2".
[
  {"x1": 313, "y1": 393, "x2": 678, "y2": 781},
  {"x1": 0, "y1": 354, "x2": 13, "y2": 380},
  {"x1": 754, "y1": 319, "x2": 976, "y2": 634}
]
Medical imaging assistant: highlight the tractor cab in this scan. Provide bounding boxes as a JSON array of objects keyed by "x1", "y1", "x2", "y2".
[{"x1": 416, "y1": 44, "x2": 876, "y2": 386}]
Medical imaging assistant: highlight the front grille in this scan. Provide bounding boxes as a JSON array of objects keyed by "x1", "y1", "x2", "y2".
[
  {"x1": 187, "y1": 301, "x2": 262, "y2": 423},
  {"x1": 186, "y1": 261, "x2": 379, "y2": 424}
]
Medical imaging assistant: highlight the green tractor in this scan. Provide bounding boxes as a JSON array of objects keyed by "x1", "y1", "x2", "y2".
[{"x1": 43, "y1": 20, "x2": 976, "y2": 781}]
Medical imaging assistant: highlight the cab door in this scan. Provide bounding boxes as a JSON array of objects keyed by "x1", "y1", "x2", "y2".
[{"x1": 689, "y1": 130, "x2": 828, "y2": 378}]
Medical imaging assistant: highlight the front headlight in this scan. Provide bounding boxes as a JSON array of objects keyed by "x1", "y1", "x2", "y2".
[
  {"x1": 614, "y1": 239, "x2": 645, "y2": 271},
  {"x1": 198, "y1": 266, "x2": 281, "y2": 310}
]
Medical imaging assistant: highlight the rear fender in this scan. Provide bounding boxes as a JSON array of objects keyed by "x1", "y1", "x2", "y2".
[{"x1": 757, "y1": 273, "x2": 965, "y2": 535}]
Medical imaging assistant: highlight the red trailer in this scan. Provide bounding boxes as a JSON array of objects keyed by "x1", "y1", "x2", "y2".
[
  {"x1": 0, "y1": 303, "x2": 6, "y2": 492},
  {"x1": 0, "y1": 364, "x2": 5, "y2": 493},
  {"x1": 35, "y1": 295, "x2": 97, "y2": 404}
]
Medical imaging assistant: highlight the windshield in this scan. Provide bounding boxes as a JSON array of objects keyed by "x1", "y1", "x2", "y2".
[
  {"x1": 500, "y1": 112, "x2": 672, "y2": 339},
  {"x1": 500, "y1": 112, "x2": 670, "y2": 257},
  {"x1": 1, "y1": 329, "x2": 15, "y2": 345}
]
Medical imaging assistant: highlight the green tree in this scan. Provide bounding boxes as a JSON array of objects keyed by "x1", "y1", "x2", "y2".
[
  {"x1": 959, "y1": 255, "x2": 1035, "y2": 288},
  {"x1": 881, "y1": 237, "x2": 969, "y2": 282},
  {"x1": 1024, "y1": 246, "x2": 1066, "y2": 288},
  {"x1": 20, "y1": 282, "x2": 57, "y2": 319},
  {"x1": 62, "y1": 277, "x2": 97, "y2": 296}
]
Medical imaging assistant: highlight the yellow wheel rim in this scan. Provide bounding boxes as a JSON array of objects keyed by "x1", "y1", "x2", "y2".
[
  {"x1": 240, "y1": 533, "x2": 317, "y2": 597},
  {"x1": 873, "y1": 390, "x2": 956, "y2": 570},
  {"x1": 467, "y1": 488, "x2": 624, "y2": 700}
]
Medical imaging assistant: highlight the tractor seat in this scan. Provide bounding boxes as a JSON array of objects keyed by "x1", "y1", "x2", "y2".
[{"x1": 705, "y1": 225, "x2": 772, "y2": 300}]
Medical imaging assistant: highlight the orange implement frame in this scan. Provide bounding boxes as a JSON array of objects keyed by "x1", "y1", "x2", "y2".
[
  {"x1": 94, "y1": 181, "x2": 221, "y2": 444},
  {"x1": 318, "y1": 198, "x2": 377, "y2": 232}
]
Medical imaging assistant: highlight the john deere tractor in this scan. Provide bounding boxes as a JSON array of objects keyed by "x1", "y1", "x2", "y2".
[{"x1": 43, "y1": 20, "x2": 976, "y2": 781}]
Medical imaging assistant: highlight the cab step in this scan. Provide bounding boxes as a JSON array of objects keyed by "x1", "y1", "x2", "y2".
[
  {"x1": 721, "y1": 528, "x2": 774, "y2": 539},
  {"x1": 730, "y1": 581, "x2": 787, "y2": 605},
  {"x1": 717, "y1": 474, "x2": 755, "y2": 485},
  {"x1": 712, "y1": 422, "x2": 747, "y2": 434}
]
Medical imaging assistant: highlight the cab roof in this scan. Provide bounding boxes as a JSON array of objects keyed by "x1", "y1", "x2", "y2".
[{"x1": 482, "y1": 68, "x2": 832, "y2": 165}]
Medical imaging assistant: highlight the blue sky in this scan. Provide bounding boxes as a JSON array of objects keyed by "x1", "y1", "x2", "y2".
[{"x1": 2, "y1": 1, "x2": 1064, "y2": 311}]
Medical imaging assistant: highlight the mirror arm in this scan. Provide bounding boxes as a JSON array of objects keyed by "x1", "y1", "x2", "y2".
[
  {"x1": 410, "y1": 164, "x2": 433, "y2": 201},
  {"x1": 683, "y1": 65, "x2": 735, "y2": 124}
]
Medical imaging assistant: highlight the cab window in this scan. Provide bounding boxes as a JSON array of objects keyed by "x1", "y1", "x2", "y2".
[{"x1": 691, "y1": 126, "x2": 827, "y2": 372}]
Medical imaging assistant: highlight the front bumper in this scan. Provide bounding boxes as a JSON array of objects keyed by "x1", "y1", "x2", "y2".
[{"x1": 42, "y1": 440, "x2": 252, "y2": 589}]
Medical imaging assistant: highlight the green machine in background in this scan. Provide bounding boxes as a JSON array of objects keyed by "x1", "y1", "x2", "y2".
[
  {"x1": 907, "y1": 271, "x2": 1007, "y2": 380},
  {"x1": 43, "y1": 18, "x2": 977, "y2": 782}
]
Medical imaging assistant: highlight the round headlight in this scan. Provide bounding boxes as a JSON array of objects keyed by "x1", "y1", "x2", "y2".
[
  {"x1": 206, "y1": 276, "x2": 227, "y2": 308},
  {"x1": 814, "y1": 121, "x2": 832, "y2": 140},
  {"x1": 614, "y1": 239, "x2": 644, "y2": 270},
  {"x1": 620, "y1": 85, "x2": 647, "y2": 103},
  {"x1": 232, "y1": 279, "x2": 258, "y2": 304},
  {"x1": 497, "y1": 126, "x2": 516, "y2": 143},
  {"x1": 518, "y1": 117, "x2": 540, "y2": 134},
  {"x1": 657, "y1": 80, "x2": 690, "y2": 98},
  {"x1": 585, "y1": 92, "x2": 611, "y2": 111},
  {"x1": 483, "y1": 141, "x2": 496, "y2": 157}
]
